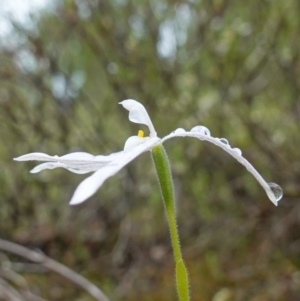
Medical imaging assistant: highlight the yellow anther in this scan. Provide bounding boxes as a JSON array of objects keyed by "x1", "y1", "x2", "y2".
[{"x1": 138, "y1": 130, "x2": 144, "y2": 137}]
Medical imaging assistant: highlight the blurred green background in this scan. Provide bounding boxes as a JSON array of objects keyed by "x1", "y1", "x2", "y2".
[{"x1": 0, "y1": 0, "x2": 299, "y2": 300}]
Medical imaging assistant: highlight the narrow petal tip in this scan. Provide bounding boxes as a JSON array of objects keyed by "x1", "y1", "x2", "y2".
[
  {"x1": 68, "y1": 170, "x2": 108, "y2": 205},
  {"x1": 118, "y1": 99, "x2": 137, "y2": 107},
  {"x1": 14, "y1": 156, "x2": 27, "y2": 161},
  {"x1": 69, "y1": 188, "x2": 91, "y2": 205},
  {"x1": 13, "y1": 153, "x2": 53, "y2": 162},
  {"x1": 69, "y1": 196, "x2": 86, "y2": 206}
]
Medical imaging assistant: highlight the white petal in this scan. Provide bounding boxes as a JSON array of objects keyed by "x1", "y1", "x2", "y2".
[
  {"x1": 69, "y1": 166, "x2": 120, "y2": 205},
  {"x1": 31, "y1": 162, "x2": 69, "y2": 173},
  {"x1": 69, "y1": 137, "x2": 160, "y2": 205},
  {"x1": 57, "y1": 152, "x2": 113, "y2": 165},
  {"x1": 14, "y1": 152, "x2": 56, "y2": 162},
  {"x1": 30, "y1": 162, "x2": 95, "y2": 174},
  {"x1": 119, "y1": 99, "x2": 157, "y2": 137},
  {"x1": 15, "y1": 151, "x2": 120, "y2": 174},
  {"x1": 15, "y1": 152, "x2": 111, "y2": 164},
  {"x1": 161, "y1": 128, "x2": 280, "y2": 206},
  {"x1": 124, "y1": 136, "x2": 149, "y2": 151},
  {"x1": 60, "y1": 152, "x2": 97, "y2": 161},
  {"x1": 95, "y1": 151, "x2": 123, "y2": 161}
]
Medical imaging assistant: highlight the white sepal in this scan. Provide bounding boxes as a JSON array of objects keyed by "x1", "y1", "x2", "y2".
[
  {"x1": 162, "y1": 127, "x2": 281, "y2": 206},
  {"x1": 69, "y1": 166, "x2": 120, "y2": 205},
  {"x1": 69, "y1": 137, "x2": 160, "y2": 205}
]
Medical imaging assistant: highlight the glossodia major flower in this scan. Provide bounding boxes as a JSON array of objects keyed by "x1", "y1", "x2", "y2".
[{"x1": 14, "y1": 99, "x2": 283, "y2": 206}]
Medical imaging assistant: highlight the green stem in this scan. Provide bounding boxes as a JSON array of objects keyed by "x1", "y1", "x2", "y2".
[{"x1": 152, "y1": 143, "x2": 190, "y2": 301}]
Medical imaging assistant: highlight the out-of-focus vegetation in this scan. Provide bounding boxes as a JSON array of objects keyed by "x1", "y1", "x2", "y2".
[{"x1": 0, "y1": 0, "x2": 299, "y2": 300}]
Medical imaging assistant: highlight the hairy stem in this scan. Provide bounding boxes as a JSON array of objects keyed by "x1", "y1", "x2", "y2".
[{"x1": 152, "y1": 144, "x2": 190, "y2": 301}]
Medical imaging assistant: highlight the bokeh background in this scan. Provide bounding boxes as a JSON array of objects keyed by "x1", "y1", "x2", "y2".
[{"x1": 0, "y1": 0, "x2": 299, "y2": 300}]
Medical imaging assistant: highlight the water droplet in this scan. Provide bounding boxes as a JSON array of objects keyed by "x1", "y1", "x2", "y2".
[
  {"x1": 191, "y1": 125, "x2": 211, "y2": 136},
  {"x1": 232, "y1": 148, "x2": 242, "y2": 156},
  {"x1": 268, "y1": 182, "x2": 283, "y2": 202},
  {"x1": 174, "y1": 128, "x2": 186, "y2": 134},
  {"x1": 220, "y1": 138, "x2": 229, "y2": 145}
]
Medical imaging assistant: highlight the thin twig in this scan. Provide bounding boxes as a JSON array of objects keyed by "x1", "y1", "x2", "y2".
[
  {"x1": 0, "y1": 238, "x2": 110, "y2": 301},
  {"x1": 0, "y1": 278, "x2": 25, "y2": 301}
]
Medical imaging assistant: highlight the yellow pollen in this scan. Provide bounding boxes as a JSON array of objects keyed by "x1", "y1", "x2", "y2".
[{"x1": 138, "y1": 130, "x2": 144, "y2": 137}]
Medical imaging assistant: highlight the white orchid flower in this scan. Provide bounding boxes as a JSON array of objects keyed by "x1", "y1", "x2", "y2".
[{"x1": 14, "y1": 99, "x2": 282, "y2": 206}]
